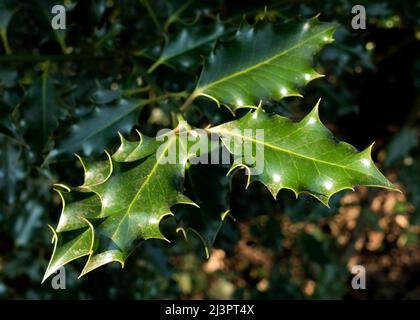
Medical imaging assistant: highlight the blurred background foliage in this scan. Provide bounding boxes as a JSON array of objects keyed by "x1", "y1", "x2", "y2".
[{"x1": 0, "y1": 0, "x2": 420, "y2": 299}]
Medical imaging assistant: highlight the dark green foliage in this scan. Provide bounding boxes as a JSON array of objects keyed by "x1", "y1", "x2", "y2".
[{"x1": 1, "y1": 0, "x2": 419, "y2": 299}]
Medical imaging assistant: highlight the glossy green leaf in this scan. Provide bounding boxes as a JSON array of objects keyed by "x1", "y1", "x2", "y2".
[
  {"x1": 33, "y1": 0, "x2": 71, "y2": 50},
  {"x1": 91, "y1": 89, "x2": 122, "y2": 105},
  {"x1": 193, "y1": 17, "x2": 337, "y2": 110},
  {"x1": 148, "y1": 22, "x2": 225, "y2": 72},
  {"x1": 46, "y1": 99, "x2": 146, "y2": 160},
  {"x1": 175, "y1": 162, "x2": 231, "y2": 257},
  {"x1": 0, "y1": 1, "x2": 15, "y2": 30},
  {"x1": 210, "y1": 101, "x2": 397, "y2": 205},
  {"x1": 0, "y1": 0, "x2": 15, "y2": 54},
  {"x1": 43, "y1": 129, "x2": 199, "y2": 281},
  {"x1": 22, "y1": 62, "x2": 60, "y2": 153},
  {"x1": 384, "y1": 128, "x2": 418, "y2": 167}
]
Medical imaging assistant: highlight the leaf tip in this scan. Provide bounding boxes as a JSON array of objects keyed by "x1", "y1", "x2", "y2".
[
  {"x1": 176, "y1": 227, "x2": 188, "y2": 240},
  {"x1": 53, "y1": 183, "x2": 71, "y2": 192}
]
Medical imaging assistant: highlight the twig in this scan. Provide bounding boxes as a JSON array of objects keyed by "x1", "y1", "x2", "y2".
[{"x1": 179, "y1": 92, "x2": 198, "y2": 113}]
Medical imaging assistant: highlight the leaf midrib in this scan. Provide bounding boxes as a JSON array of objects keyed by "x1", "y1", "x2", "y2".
[
  {"x1": 62, "y1": 101, "x2": 144, "y2": 153},
  {"x1": 110, "y1": 136, "x2": 176, "y2": 240},
  {"x1": 213, "y1": 127, "x2": 377, "y2": 179},
  {"x1": 196, "y1": 24, "x2": 335, "y2": 93},
  {"x1": 162, "y1": 27, "x2": 224, "y2": 62}
]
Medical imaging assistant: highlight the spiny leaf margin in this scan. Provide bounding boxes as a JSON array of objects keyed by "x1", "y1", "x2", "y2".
[
  {"x1": 43, "y1": 128, "x2": 199, "y2": 282},
  {"x1": 210, "y1": 100, "x2": 398, "y2": 206},
  {"x1": 193, "y1": 16, "x2": 337, "y2": 111}
]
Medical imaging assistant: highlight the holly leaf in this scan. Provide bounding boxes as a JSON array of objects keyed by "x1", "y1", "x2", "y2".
[
  {"x1": 193, "y1": 17, "x2": 337, "y2": 110},
  {"x1": 91, "y1": 89, "x2": 122, "y2": 105},
  {"x1": 22, "y1": 62, "x2": 61, "y2": 154},
  {"x1": 0, "y1": 0, "x2": 16, "y2": 30},
  {"x1": 384, "y1": 128, "x2": 418, "y2": 168},
  {"x1": 43, "y1": 128, "x2": 200, "y2": 281},
  {"x1": 46, "y1": 98, "x2": 147, "y2": 161},
  {"x1": 175, "y1": 162, "x2": 231, "y2": 257},
  {"x1": 210, "y1": 101, "x2": 397, "y2": 205},
  {"x1": 148, "y1": 21, "x2": 225, "y2": 72}
]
